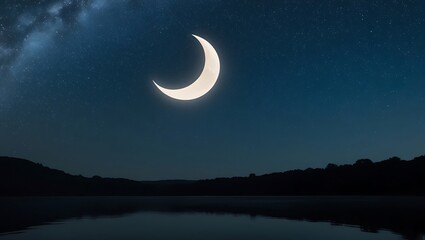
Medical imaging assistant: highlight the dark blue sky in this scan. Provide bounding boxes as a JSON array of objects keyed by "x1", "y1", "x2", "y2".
[{"x1": 1, "y1": 0, "x2": 425, "y2": 180}]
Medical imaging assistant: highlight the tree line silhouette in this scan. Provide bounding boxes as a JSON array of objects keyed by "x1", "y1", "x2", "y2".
[{"x1": 1, "y1": 155, "x2": 424, "y2": 196}]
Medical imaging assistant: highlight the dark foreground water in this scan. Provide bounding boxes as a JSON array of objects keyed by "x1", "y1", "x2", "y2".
[{"x1": 0, "y1": 197, "x2": 424, "y2": 240}]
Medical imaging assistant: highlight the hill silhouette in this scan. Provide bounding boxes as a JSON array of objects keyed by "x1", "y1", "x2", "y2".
[{"x1": 1, "y1": 155, "x2": 424, "y2": 196}]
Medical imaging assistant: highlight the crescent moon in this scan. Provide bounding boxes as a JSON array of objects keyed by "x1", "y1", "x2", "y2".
[{"x1": 153, "y1": 34, "x2": 220, "y2": 101}]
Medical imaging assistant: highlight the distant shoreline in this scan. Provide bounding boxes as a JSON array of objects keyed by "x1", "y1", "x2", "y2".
[{"x1": 1, "y1": 155, "x2": 424, "y2": 196}]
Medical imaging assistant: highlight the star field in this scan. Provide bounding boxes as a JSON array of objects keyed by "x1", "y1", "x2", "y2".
[{"x1": 1, "y1": 0, "x2": 425, "y2": 180}]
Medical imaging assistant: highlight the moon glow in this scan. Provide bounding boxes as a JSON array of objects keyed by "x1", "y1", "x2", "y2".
[{"x1": 153, "y1": 34, "x2": 220, "y2": 101}]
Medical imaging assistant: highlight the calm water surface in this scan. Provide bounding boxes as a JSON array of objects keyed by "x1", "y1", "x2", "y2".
[{"x1": 0, "y1": 197, "x2": 423, "y2": 240}]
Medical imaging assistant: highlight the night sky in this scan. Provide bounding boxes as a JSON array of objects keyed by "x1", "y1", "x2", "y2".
[{"x1": 1, "y1": 0, "x2": 425, "y2": 180}]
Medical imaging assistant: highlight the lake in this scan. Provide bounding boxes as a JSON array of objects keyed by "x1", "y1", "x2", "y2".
[{"x1": 0, "y1": 197, "x2": 424, "y2": 240}]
